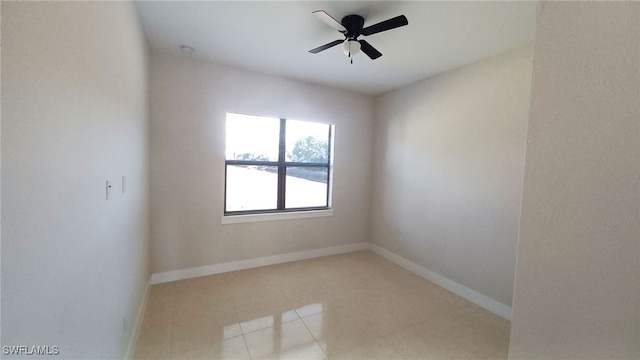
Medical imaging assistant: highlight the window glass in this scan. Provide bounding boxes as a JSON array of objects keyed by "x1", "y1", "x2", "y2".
[
  {"x1": 285, "y1": 167, "x2": 328, "y2": 209},
  {"x1": 286, "y1": 120, "x2": 330, "y2": 163},
  {"x1": 226, "y1": 165, "x2": 278, "y2": 212},
  {"x1": 225, "y1": 113, "x2": 280, "y2": 161},
  {"x1": 225, "y1": 113, "x2": 332, "y2": 214}
]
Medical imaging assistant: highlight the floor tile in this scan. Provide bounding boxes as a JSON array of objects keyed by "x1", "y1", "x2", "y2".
[
  {"x1": 175, "y1": 274, "x2": 228, "y2": 295},
  {"x1": 385, "y1": 312, "x2": 508, "y2": 360},
  {"x1": 134, "y1": 325, "x2": 172, "y2": 360},
  {"x1": 133, "y1": 342, "x2": 171, "y2": 360},
  {"x1": 134, "y1": 284, "x2": 174, "y2": 359},
  {"x1": 172, "y1": 313, "x2": 243, "y2": 342},
  {"x1": 239, "y1": 309, "x2": 299, "y2": 334},
  {"x1": 134, "y1": 251, "x2": 510, "y2": 360},
  {"x1": 171, "y1": 334, "x2": 250, "y2": 360},
  {"x1": 301, "y1": 308, "x2": 382, "y2": 356},
  {"x1": 327, "y1": 338, "x2": 405, "y2": 360},
  {"x1": 144, "y1": 283, "x2": 176, "y2": 326},
  {"x1": 173, "y1": 295, "x2": 236, "y2": 324},
  {"x1": 295, "y1": 302, "x2": 326, "y2": 318},
  {"x1": 243, "y1": 318, "x2": 326, "y2": 360}
]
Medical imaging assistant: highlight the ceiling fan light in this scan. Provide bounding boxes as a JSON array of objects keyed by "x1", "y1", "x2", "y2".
[{"x1": 342, "y1": 40, "x2": 361, "y2": 56}]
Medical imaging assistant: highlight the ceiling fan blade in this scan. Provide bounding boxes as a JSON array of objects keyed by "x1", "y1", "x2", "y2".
[
  {"x1": 313, "y1": 10, "x2": 347, "y2": 33},
  {"x1": 361, "y1": 15, "x2": 408, "y2": 36},
  {"x1": 358, "y1": 40, "x2": 382, "y2": 60},
  {"x1": 309, "y1": 39, "x2": 344, "y2": 54}
]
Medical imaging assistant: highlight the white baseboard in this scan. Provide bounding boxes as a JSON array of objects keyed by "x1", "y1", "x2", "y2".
[
  {"x1": 150, "y1": 242, "x2": 370, "y2": 284},
  {"x1": 147, "y1": 241, "x2": 510, "y2": 321},
  {"x1": 369, "y1": 243, "x2": 513, "y2": 320},
  {"x1": 124, "y1": 279, "x2": 151, "y2": 360}
]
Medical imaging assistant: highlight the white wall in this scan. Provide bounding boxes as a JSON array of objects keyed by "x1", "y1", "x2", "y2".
[
  {"x1": 509, "y1": 2, "x2": 640, "y2": 358},
  {"x1": 1, "y1": 2, "x2": 149, "y2": 358},
  {"x1": 149, "y1": 53, "x2": 373, "y2": 274},
  {"x1": 371, "y1": 47, "x2": 533, "y2": 308}
]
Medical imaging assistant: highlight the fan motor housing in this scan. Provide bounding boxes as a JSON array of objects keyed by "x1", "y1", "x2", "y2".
[{"x1": 341, "y1": 15, "x2": 365, "y2": 38}]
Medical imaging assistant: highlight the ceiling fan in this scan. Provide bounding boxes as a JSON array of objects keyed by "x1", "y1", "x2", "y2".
[{"x1": 309, "y1": 10, "x2": 408, "y2": 63}]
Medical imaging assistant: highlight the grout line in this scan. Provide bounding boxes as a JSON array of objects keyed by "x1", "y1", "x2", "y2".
[
  {"x1": 224, "y1": 275, "x2": 254, "y2": 360},
  {"x1": 378, "y1": 335, "x2": 408, "y2": 360},
  {"x1": 298, "y1": 313, "x2": 328, "y2": 359},
  {"x1": 241, "y1": 333, "x2": 253, "y2": 360}
]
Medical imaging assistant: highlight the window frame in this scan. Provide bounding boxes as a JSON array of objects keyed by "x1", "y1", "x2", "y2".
[{"x1": 224, "y1": 117, "x2": 333, "y2": 216}]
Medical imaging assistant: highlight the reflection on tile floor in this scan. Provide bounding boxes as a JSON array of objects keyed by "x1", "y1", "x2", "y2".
[{"x1": 134, "y1": 251, "x2": 510, "y2": 360}]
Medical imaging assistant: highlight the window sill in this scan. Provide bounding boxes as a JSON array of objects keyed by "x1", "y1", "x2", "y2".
[{"x1": 221, "y1": 209, "x2": 333, "y2": 224}]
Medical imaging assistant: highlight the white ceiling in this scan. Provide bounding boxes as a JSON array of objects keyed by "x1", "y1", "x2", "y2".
[{"x1": 135, "y1": 1, "x2": 537, "y2": 95}]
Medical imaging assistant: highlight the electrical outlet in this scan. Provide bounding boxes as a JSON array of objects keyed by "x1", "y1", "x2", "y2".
[{"x1": 286, "y1": 234, "x2": 292, "y2": 242}]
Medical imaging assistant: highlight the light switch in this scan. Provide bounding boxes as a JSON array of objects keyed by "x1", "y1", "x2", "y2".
[
  {"x1": 122, "y1": 176, "x2": 127, "y2": 194},
  {"x1": 106, "y1": 181, "x2": 112, "y2": 200}
]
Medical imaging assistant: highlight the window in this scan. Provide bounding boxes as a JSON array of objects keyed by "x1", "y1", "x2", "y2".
[{"x1": 225, "y1": 113, "x2": 333, "y2": 215}]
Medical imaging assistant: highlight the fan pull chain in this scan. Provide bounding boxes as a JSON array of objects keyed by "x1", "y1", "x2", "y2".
[{"x1": 349, "y1": 51, "x2": 353, "y2": 64}]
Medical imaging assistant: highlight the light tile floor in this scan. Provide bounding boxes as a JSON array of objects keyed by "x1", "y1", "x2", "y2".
[{"x1": 134, "y1": 251, "x2": 510, "y2": 360}]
